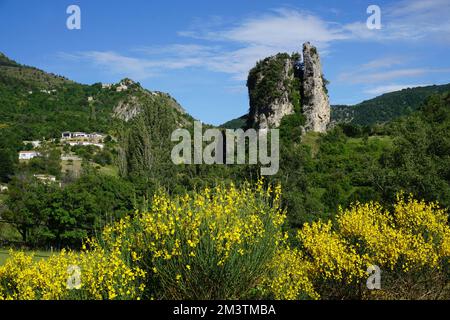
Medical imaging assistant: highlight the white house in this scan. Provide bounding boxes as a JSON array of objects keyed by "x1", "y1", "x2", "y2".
[
  {"x1": 61, "y1": 132, "x2": 72, "y2": 139},
  {"x1": 61, "y1": 132, "x2": 89, "y2": 139},
  {"x1": 68, "y1": 141, "x2": 104, "y2": 149},
  {"x1": 62, "y1": 132, "x2": 105, "y2": 143},
  {"x1": 33, "y1": 174, "x2": 56, "y2": 182},
  {"x1": 116, "y1": 84, "x2": 128, "y2": 92},
  {"x1": 87, "y1": 133, "x2": 105, "y2": 141},
  {"x1": 19, "y1": 151, "x2": 41, "y2": 160},
  {"x1": 33, "y1": 174, "x2": 61, "y2": 187},
  {"x1": 72, "y1": 132, "x2": 88, "y2": 138}
]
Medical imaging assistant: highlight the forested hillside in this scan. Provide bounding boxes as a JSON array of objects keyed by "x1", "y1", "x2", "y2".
[{"x1": 331, "y1": 83, "x2": 450, "y2": 125}]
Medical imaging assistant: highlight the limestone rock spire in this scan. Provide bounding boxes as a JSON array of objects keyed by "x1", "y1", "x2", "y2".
[{"x1": 301, "y1": 42, "x2": 330, "y2": 133}]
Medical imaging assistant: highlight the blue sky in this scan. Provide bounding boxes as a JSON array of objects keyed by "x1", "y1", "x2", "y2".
[{"x1": 1, "y1": 0, "x2": 449, "y2": 125}]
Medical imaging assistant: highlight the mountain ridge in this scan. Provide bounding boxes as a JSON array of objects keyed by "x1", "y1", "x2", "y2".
[
  {"x1": 0, "y1": 52, "x2": 191, "y2": 141},
  {"x1": 331, "y1": 83, "x2": 450, "y2": 126}
]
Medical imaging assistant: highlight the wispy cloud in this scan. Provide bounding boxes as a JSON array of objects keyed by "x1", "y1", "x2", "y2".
[
  {"x1": 211, "y1": 8, "x2": 348, "y2": 47},
  {"x1": 59, "y1": 8, "x2": 351, "y2": 81},
  {"x1": 175, "y1": 8, "x2": 350, "y2": 80},
  {"x1": 359, "y1": 57, "x2": 408, "y2": 70},
  {"x1": 58, "y1": 51, "x2": 161, "y2": 80},
  {"x1": 364, "y1": 83, "x2": 431, "y2": 95},
  {"x1": 340, "y1": 66, "x2": 450, "y2": 84},
  {"x1": 58, "y1": 3, "x2": 450, "y2": 82}
]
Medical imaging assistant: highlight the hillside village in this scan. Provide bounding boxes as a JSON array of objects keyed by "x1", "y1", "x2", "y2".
[{"x1": 15, "y1": 130, "x2": 114, "y2": 187}]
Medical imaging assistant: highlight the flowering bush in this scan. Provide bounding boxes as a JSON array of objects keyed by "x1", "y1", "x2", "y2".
[
  {"x1": 296, "y1": 194, "x2": 450, "y2": 299},
  {"x1": 0, "y1": 184, "x2": 448, "y2": 300},
  {"x1": 0, "y1": 247, "x2": 145, "y2": 300},
  {"x1": 98, "y1": 180, "x2": 288, "y2": 299}
]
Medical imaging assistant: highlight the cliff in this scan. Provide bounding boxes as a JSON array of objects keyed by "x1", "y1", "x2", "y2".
[
  {"x1": 301, "y1": 42, "x2": 330, "y2": 133},
  {"x1": 246, "y1": 43, "x2": 330, "y2": 133},
  {"x1": 246, "y1": 53, "x2": 301, "y2": 129}
]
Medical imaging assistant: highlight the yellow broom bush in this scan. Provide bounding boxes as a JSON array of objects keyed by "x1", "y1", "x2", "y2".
[
  {"x1": 0, "y1": 182, "x2": 448, "y2": 300},
  {"x1": 0, "y1": 247, "x2": 145, "y2": 300},
  {"x1": 295, "y1": 194, "x2": 450, "y2": 299},
  {"x1": 97, "y1": 180, "x2": 288, "y2": 299}
]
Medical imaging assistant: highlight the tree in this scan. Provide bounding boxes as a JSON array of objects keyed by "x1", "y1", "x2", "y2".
[
  {"x1": 0, "y1": 148, "x2": 15, "y2": 182},
  {"x1": 4, "y1": 176, "x2": 49, "y2": 243}
]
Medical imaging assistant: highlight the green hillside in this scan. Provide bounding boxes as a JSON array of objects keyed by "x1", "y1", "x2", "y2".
[
  {"x1": 0, "y1": 51, "x2": 193, "y2": 188},
  {"x1": 331, "y1": 83, "x2": 450, "y2": 125},
  {"x1": 0, "y1": 52, "x2": 190, "y2": 136},
  {"x1": 222, "y1": 83, "x2": 450, "y2": 129},
  {"x1": 220, "y1": 114, "x2": 248, "y2": 129}
]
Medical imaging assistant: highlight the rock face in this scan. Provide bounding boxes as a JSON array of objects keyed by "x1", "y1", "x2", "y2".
[
  {"x1": 112, "y1": 79, "x2": 186, "y2": 122},
  {"x1": 113, "y1": 95, "x2": 143, "y2": 122},
  {"x1": 247, "y1": 53, "x2": 299, "y2": 129},
  {"x1": 246, "y1": 43, "x2": 330, "y2": 133},
  {"x1": 301, "y1": 42, "x2": 330, "y2": 133}
]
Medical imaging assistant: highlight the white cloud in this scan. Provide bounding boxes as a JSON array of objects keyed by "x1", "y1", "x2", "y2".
[
  {"x1": 360, "y1": 57, "x2": 408, "y2": 70},
  {"x1": 59, "y1": 4, "x2": 450, "y2": 83},
  {"x1": 364, "y1": 83, "x2": 431, "y2": 95},
  {"x1": 388, "y1": 0, "x2": 450, "y2": 19},
  {"x1": 340, "y1": 68, "x2": 427, "y2": 84},
  {"x1": 64, "y1": 51, "x2": 159, "y2": 80},
  {"x1": 63, "y1": 8, "x2": 347, "y2": 82},
  {"x1": 217, "y1": 9, "x2": 348, "y2": 47},
  {"x1": 340, "y1": 67, "x2": 450, "y2": 84},
  {"x1": 340, "y1": 0, "x2": 450, "y2": 42},
  {"x1": 378, "y1": 0, "x2": 450, "y2": 41},
  {"x1": 174, "y1": 8, "x2": 350, "y2": 80}
]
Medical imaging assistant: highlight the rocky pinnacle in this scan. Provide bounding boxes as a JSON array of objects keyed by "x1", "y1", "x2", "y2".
[{"x1": 301, "y1": 42, "x2": 330, "y2": 133}]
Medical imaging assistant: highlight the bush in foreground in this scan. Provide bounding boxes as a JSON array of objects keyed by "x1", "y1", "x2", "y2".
[
  {"x1": 0, "y1": 183, "x2": 448, "y2": 300},
  {"x1": 97, "y1": 180, "x2": 292, "y2": 299}
]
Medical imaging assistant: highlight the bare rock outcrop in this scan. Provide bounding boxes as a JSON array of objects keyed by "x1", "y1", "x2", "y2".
[
  {"x1": 112, "y1": 79, "x2": 186, "y2": 122},
  {"x1": 246, "y1": 54, "x2": 299, "y2": 129},
  {"x1": 301, "y1": 42, "x2": 330, "y2": 133},
  {"x1": 246, "y1": 43, "x2": 330, "y2": 133}
]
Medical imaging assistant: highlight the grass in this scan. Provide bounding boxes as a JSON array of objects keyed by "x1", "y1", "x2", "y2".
[
  {"x1": 0, "y1": 249, "x2": 55, "y2": 265},
  {"x1": 61, "y1": 159, "x2": 83, "y2": 178},
  {"x1": 95, "y1": 164, "x2": 119, "y2": 177},
  {"x1": 62, "y1": 158, "x2": 120, "y2": 178},
  {"x1": 301, "y1": 131, "x2": 321, "y2": 157}
]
